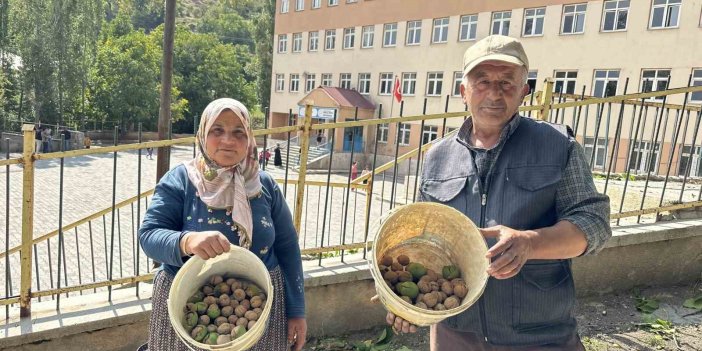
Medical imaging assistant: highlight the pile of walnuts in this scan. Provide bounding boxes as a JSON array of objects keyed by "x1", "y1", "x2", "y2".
[
  {"x1": 379, "y1": 254, "x2": 468, "y2": 311},
  {"x1": 182, "y1": 275, "x2": 266, "y2": 345}
]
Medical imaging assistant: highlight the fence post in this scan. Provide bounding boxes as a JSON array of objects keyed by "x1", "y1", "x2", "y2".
[
  {"x1": 20, "y1": 124, "x2": 35, "y2": 317},
  {"x1": 537, "y1": 78, "x2": 555, "y2": 121},
  {"x1": 293, "y1": 103, "x2": 313, "y2": 233}
]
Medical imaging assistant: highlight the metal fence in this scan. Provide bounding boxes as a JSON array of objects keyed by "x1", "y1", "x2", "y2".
[{"x1": 1, "y1": 79, "x2": 701, "y2": 320}]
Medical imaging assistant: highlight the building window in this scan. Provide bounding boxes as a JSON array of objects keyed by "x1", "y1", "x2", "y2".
[
  {"x1": 290, "y1": 74, "x2": 300, "y2": 92},
  {"x1": 562, "y1": 3, "x2": 587, "y2": 34},
  {"x1": 602, "y1": 0, "x2": 629, "y2": 31},
  {"x1": 432, "y1": 17, "x2": 449, "y2": 43},
  {"x1": 383, "y1": 23, "x2": 398, "y2": 47},
  {"x1": 347, "y1": 0, "x2": 357, "y2": 3},
  {"x1": 402, "y1": 72, "x2": 416, "y2": 95},
  {"x1": 584, "y1": 137, "x2": 607, "y2": 169},
  {"x1": 309, "y1": 31, "x2": 319, "y2": 51},
  {"x1": 399, "y1": 123, "x2": 411, "y2": 146},
  {"x1": 281, "y1": 0, "x2": 289, "y2": 13},
  {"x1": 379, "y1": 73, "x2": 393, "y2": 95},
  {"x1": 691, "y1": 69, "x2": 702, "y2": 102},
  {"x1": 641, "y1": 69, "x2": 671, "y2": 101},
  {"x1": 277, "y1": 34, "x2": 288, "y2": 53},
  {"x1": 422, "y1": 125, "x2": 438, "y2": 145},
  {"x1": 628, "y1": 141, "x2": 660, "y2": 173},
  {"x1": 523, "y1": 7, "x2": 546, "y2": 36},
  {"x1": 325, "y1": 29, "x2": 336, "y2": 50},
  {"x1": 452, "y1": 72, "x2": 463, "y2": 97},
  {"x1": 361, "y1": 26, "x2": 374, "y2": 48},
  {"x1": 312, "y1": 0, "x2": 321, "y2": 8},
  {"x1": 554, "y1": 71, "x2": 577, "y2": 94},
  {"x1": 459, "y1": 14, "x2": 478, "y2": 41},
  {"x1": 340, "y1": 73, "x2": 352, "y2": 89},
  {"x1": 491, "y1": 11, "x2": 511, "y2": 36},
  {"x1": 275, "y1": 74, "x2": 285, "y2": 92},
  {"x1": 357, "y1": 73, "x2": 371, "y2": 95},
  {"x1": 650, "y1": 0, "x2": 682, "y2": 29},
  {"x1": 406, "y1": 20, "x2": 422, "y2": 46},
  {"x1": 678, "y1": 145, "x2": 702, "y2": 177},
  {"x1": 343, "y1": 27, "x2": 355, "y2": 49},
  {"x1": 328, "y1": 0, "x2": 338, "y2": 6},
  {"x1": 527, "y1": 70, "x2": 538, "y2": 92},
  {"x1": 295, "y1": 0, "x2": 304, "y2": 11},
  {"x1": 593, "y1": 70, "x2": 620, "y2": 97},
  {"x1": 378, "y1": 124, "x2": 389, "y2": 143},
  {"x1": 426, "y1": 72, "x2": 444, "y2": 96},
  {"x1": 305, "y1": 74, "x2": 316, "y2": 92},
  {"x1": 321, "y1": 73, "x2": 332, "y2": 86},
  {"x1": 292, "y1": 33, "x2": 302, "y2": 52}
]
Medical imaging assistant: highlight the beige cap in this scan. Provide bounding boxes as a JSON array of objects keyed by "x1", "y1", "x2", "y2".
[{"x1": 463, "y1": 35, "x2": 529, "y2": 77}]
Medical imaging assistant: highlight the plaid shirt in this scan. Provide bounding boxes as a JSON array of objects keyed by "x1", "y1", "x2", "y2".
[{"x1": 457, "y1": 114, "x2": 611, "y2": 255}]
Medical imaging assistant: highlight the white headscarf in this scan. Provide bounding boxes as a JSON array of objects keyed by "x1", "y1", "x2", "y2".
[{"x1": 183, "y1": 98, "x2": 261, "y2": 249}]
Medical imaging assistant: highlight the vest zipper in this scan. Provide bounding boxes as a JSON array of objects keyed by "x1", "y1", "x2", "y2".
[{"x1": 479, "y1": 191, "x2": 489, "y2": 343}]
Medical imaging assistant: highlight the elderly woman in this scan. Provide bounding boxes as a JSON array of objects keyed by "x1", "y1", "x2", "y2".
[{"x1": 139, "y1": 98, "x2": 306, "y2": 351}]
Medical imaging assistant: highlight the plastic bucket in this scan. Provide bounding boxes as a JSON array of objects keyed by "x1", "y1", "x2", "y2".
[
  {"x1": 369, "y1": 202, "x2": 489, "y2": 326},
  {"x1": 167, "y1": 245, "x2": 274, "y2": 350}
]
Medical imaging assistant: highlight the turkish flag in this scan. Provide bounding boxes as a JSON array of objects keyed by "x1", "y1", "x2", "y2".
[{"x1": 393, "y1": 76, "x2": 402, "y2": 103}]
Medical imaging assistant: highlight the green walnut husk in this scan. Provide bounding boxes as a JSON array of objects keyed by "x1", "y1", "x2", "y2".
[
  {"x1": 442, "y1": 265, "x2": 460, "y2": 280},
  {"x1": 245, "y1": 285, "x2": 261, "y2": 298},
  {"x1": 207, "y1": 304, "x2": 221, "y2": 319},
  {"x1": 194, "y1": 301, "x2": 207, "y2": 314},
  {"x1": 205, "y1": 332, "x2": 219, "y2": 345},
  {"x1": 188, "y1": 291, "x2": 205, "y2": 304},
  {"x1": 183, "y1": 312, "x2": 198, "y2": 330},
  {"x1": 406, "y1": 262, "x2": 427, "y2": 281},
  {"x1": 191, "y1": 325, "x2": 207, "y2": 342},
  {"x1": 231, "y1": 325, "x2": 247, "y2": 340},
  {"x1": 397, "y1": 281, "x2": 419, "y2": 299}
]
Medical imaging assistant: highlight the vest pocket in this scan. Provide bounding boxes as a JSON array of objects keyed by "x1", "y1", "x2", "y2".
[
  {"x1": 512, "y1": 261, "x2": 574, "y2": 332},
  {"x1": 421, "y1": 176, "x2": 468, "y2": 203}
]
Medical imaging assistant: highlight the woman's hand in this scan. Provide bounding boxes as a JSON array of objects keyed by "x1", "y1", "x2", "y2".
[
  {"x1": 287, "y1": 317, "x2": 307, "y2": 351},
  {"x1": 386, "y1": 312, "x2": 418, "y2": 333},
  {"x1": 181, "y1": 231, "x2": 230, "y2": 260}
]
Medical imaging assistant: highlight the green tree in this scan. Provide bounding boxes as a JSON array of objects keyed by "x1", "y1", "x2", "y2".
[{"x1": 251, "y1": 0, "x2": 274, "y2": 111}]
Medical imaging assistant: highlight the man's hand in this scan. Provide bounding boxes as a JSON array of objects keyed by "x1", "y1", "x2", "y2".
[
  {"x1": 287, "y1": 317, "x2": 307, "y2": 351},
  {"x1": 181, "y1": 231, "x2": 231, "y2": 260},
  {"x1": 480, "y1": 225, "x2": 535, "y2": 279}
]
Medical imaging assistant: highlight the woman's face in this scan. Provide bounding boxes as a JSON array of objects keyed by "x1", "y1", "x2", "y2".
[{"x1": 205, "y1": 109, "x2": 248, "y2": 167}]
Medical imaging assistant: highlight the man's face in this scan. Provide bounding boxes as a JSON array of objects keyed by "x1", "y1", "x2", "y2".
[{"x1": 461, "y1": 61, "x2": 530, "y2": 129}]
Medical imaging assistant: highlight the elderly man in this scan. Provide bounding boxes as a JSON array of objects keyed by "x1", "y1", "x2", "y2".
[{"x1": 386, "y1": 35, "x2": 611, "y2": 350}]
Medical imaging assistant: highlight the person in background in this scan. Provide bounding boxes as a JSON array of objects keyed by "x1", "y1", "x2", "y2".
[
  {"x1": 274, "y1": 143, "x2": 283, "y2": 167},
  {"x1": 35, "y1": 125, "x2": 43, "y2": 153},
  {"x1": 139, "y1": 98, "x2": 306, "y2": 351},
  {"x1": 60, "y1": 127, "x2": 71, "y2": 151}
]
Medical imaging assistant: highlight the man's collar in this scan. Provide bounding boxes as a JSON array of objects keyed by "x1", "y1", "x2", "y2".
[{"x1": 457, "y1": 113, "x2": 522, "y2": 150}]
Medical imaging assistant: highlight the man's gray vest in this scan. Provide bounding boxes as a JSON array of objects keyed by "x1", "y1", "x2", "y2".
[{"x1": 420, "y1": 117, "x2": 576, "y2": 346}]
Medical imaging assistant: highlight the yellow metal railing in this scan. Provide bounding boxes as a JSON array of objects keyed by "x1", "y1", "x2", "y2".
[{"x1": 2, "y1": 80, "x2": 702, "y2": 318}]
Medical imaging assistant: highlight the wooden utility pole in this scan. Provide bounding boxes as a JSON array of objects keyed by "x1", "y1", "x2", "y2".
[{"x1": 156, "y1": 0, "x2": 176, "y2": 181}]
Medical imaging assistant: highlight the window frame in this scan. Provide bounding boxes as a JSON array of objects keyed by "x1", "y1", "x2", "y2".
[
  {"x1": 378, "y1": 123, "x2": 389, "y2": 143},
  {"x1": 452, "y1": 72, "x2": 463, "y2": 97},
  {"x1": 691, "y1": 68, "x2": 702, "y2": 103},
  {"x1": 426, "y1": 72, "x2": 444, "y2": 96},
  {"x1": 491, "y1": 11, "x2": 512, "y2": 36},
  {"x1": 459, "y1": 14, "x2": 478, "y2": 41},
  {"x1": 592, "y1": 69, "x2": 620, "y2": 97},
  {"x1": 339, "y1": 73, "x2": 352, "y2": 89},
  {"x1": 321, "y1": 73, "x2": 333, "y2": 87},
  {"x1": 277, "y1": 34, "x2": 288, "y2": 53},
  {"x1": 295, "y1": 0, "x2": 304, "y2": 11},
  {"x1": 379, "y1": 73, "x2": 393, "y2": 95},
  {"x1": 422, "y1": 125, "x2": 439, "y2": 145},
  {"x1": 357, "y1": 73, "x2": 371, "y2": 95},
  {"x1": 343, "y1": 27, "x2": 355, "y2": 49},
  {"x1": 328, "y1": 0, "x2": 338, "y2": 5},
  {"x1": 312, "y1": 0, "x2": 321, "y2": 9},
  {"x1": 523, "y1": 7, "x2": 546, "y2": 37},
  {"x1": 308, "y1": 31, "x2": 319, "y2": 51},
  {"x1": 324, "y1": 29, "x2": 336, "y2": 50},
  {"x1": 361, "y1": 25, "x2": 375, "y2": 48},
  {"x1": 649, "y1": 0, "x2": 682, "y2": 29},
  {"x1": 640, "y1": 69, "x2": 671, "y2": 101},
  {"x1": 584, "y1": 136, "x2": 608, "y2": 169},
  {"x1": 406, "y1": 20, "x2": 422, "y2": 46},
  {"x1": 553, "y1": 70, "x2": 578, "y2": 94},
  {"x1": 305, "y1": 74, "x2": 316, "y2": 92},
  {"x1": 399, "y1": 123, "x2": 412, "y2": 146},
  {"x1": 601, "y1": 0, "x2": 630, "y2": 32},
  {"x1": 432, "y1": 17, "x2": 450, "y2": 44},
  {"x1": 281, "y1": 0, "x2": 289, "y2": 13},
  {"x1": 289, "y1": 73, "x2": 300, "y2": 92},
  {"x1": 275, "y1": 74, "x2": 285, "y2": 92},
  {"x1": 561, "y1": 3, "x2": 587, "y2": 35},
  {"x1": 383, "y1": 23, "x2": 398, "y2": 47},
  {"x1": 292, "y1": 32, "x2": 303, "y2": 53},
  {"x1": 401, "y1": 72, "x2": 417, "y2": 96}
]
